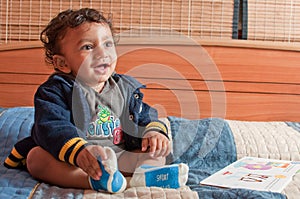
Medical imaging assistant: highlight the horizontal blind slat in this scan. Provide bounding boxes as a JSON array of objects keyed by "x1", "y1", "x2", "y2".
[{"x1": 1, "y1": 0, "x2": 235, "y2": 44}]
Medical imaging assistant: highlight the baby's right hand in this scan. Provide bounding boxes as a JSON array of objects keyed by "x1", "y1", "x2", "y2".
[{"x1": 76, "y1": 145, "x2": 107, "y2": 180}]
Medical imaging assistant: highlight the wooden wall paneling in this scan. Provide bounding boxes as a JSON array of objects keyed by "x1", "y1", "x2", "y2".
[{"x1": 0, "y1": 41, "x2": 300, "y2": 121}]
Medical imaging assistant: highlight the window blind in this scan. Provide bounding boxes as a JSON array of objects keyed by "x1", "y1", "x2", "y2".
[
  {"x1": 242, "y1": 0, "x2": 300, "y2": 43},
  {"x1": 0, "y1": 0, "x2": 237, "y2": 44}
]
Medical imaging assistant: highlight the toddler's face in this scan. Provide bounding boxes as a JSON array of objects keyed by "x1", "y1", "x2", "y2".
[{"x1": 57, "y1": 22, "x2": 117, "y2": 89}]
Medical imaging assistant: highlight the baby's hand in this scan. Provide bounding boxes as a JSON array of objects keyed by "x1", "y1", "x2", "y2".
[
  {"x1": 76, "y1": 145, "x2": 107, "y2": 180},
  {"x1": 142, "y1": 131, "x2": 171, "y2": 158}
]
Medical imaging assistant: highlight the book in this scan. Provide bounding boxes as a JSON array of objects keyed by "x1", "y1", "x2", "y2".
[{"x1": 200, "y1": 157, "x2": 300, "y2": 193}]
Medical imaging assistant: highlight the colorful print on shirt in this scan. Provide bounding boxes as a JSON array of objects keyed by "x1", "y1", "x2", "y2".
[{"x1": 86, "y1": 105, "x2": 124, "y2": 145}]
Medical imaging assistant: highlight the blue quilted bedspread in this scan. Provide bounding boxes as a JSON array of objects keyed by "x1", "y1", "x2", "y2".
[{"x1": 0, "y1": 107, "x2": 286, "y2": 199}]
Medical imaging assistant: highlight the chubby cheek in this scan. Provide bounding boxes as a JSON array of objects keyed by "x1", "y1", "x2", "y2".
[
  {"x1": 111, "y1": 58, "x2": 117, "y2": 70},
  {"x1": 111, "y1": 50, "x2": 118, "y2": 62},
  {"x1": 107, "y1": 46, "x2": 117, "y2": 59},
  {"x1": 71, "y1": 58, "x2": 92, "y2": 77}
]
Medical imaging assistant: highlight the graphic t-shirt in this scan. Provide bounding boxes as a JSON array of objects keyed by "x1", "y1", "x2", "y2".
[{"x1": 79, "y1": 77, "x2": 126, "y2": 155}]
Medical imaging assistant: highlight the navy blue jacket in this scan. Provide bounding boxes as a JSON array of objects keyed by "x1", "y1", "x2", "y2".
[{"x1": 5, "y1": 72, "x2": 168, "y2": 168}]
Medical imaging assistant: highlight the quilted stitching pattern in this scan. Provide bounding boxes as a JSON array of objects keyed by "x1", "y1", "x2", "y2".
[
  {"x1": 227, "y1": 120, "x2": 300, "y2": 198},
  {"x1": 82, "y1": 186, "x2": 198, "y2": 199},
  {"x1": 227, "y1": 120, "x2": 300, "y2": 161},
  {"x1": 0, "y1": 107, "x2": 38, "y2": 198}
]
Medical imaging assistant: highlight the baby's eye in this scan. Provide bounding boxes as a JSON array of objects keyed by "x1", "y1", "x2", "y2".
[
  {"x1": 104, "y1": 40, "x2": 114, "y2": 48},
  {"x1": 81, "y1": 44, "x2": 93, "y2": 50}
]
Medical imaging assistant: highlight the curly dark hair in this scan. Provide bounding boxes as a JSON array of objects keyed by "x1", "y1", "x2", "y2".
[{"x1": 40, "y1": 8, "x2": 115, "y2": 66}]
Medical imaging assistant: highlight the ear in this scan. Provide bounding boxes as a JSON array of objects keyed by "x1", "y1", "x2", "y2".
[{"x1": 53, "y1": 55, "x2": 71, "y2": 73}]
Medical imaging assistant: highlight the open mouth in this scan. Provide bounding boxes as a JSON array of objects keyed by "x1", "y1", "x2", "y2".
[{"x1": 94, "y1": 63, "x2": 110, "y2": 74}]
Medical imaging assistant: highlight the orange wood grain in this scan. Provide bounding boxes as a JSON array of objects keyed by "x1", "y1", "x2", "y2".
[{"x1": 1, "y1": 44, "x2": 299, "y2": 121}]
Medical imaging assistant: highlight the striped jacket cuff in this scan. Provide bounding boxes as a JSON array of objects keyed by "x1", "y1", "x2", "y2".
[
  {"x1": 144, "y1": 121, "x2": 169, "y2": 139},
  {"x1": 4, "y1": 147, "x2": 26, "y2": 169},
  {"x1": 58, "y1": 137, "x2": 88, "y2": 166}
]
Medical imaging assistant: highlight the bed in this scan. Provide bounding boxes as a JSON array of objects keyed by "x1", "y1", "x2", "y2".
[{"x1": 1, "y1": 39, "x2": 300, "y2": 199}]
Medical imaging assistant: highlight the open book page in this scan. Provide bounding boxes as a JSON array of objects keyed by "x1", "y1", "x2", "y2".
[{"x1": 200, "y1": 157, "x2": 300, "y2": 193}]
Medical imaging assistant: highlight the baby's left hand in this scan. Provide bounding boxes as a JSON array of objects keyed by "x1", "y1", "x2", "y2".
[{"x1": 142, "y1": 131, "x2": 171, "y2": 158}]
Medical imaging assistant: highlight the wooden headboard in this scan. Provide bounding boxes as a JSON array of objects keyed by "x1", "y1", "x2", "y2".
[{"x1": 1, "y1": 39, "x2": 300, "y2": 121}]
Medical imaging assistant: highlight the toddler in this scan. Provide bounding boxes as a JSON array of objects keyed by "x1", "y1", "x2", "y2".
[{"x1": 4, "y1": 8, "x2": 188, "y2": 193}]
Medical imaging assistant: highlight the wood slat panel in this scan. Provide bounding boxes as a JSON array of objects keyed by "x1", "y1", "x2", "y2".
[
  {"x1": 0, "y1": 73, "x2": 49, "y2": 85},
  {"x1": 225, "y1": 92, "x2": 300, "y2": 121},
  {"x1": 137, "y1": 79, "x2": 300, "y2": 96},
  {"x1": 141, "y1": 89, "x2": 214, "y2": 119},
  {"x1": 116, "y1": 44, "x2": 300, "y2": 84},
  {"x1": 2, "y1": 73, "x2": 299, "y2": 103},
  {"x1": 0, "y1": 48, "x2": 52, "y2": 74},
  {"x1": 1, "y1": 45, "x2": 299, "y2": 84},
  {"x1": 1, "y1": 43, "x2": 300, "y2": 121},
  {"x1": 142, "y1": 89, "x2": 300, "y2": 121},
  {"x1": 1, "y1": 83, "x2": 299, "y2": 121},
  {"x1": 208, "y1": 46, "x2": 300, "y2": 84},
  {"x1": 0, "y1": 84, "x2": 37, "y2": 107}
]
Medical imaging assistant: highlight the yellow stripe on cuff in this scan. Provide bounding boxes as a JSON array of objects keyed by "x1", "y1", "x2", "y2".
[
  {"x1": 69, "y1": 140, "x2": 87, "y2": 165},
  {"x1": 146, "y1": 121, "x2": 167, "y2": 134},
  {"x1": 4, "y1": 157, "x2": 19, "y2": 167},
  {"x1": 59, "y1": 137, "x2": 84, "y2": 162},
  {"x1": 11, "y1": 147, "x2": 23, "y2": 159}
]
